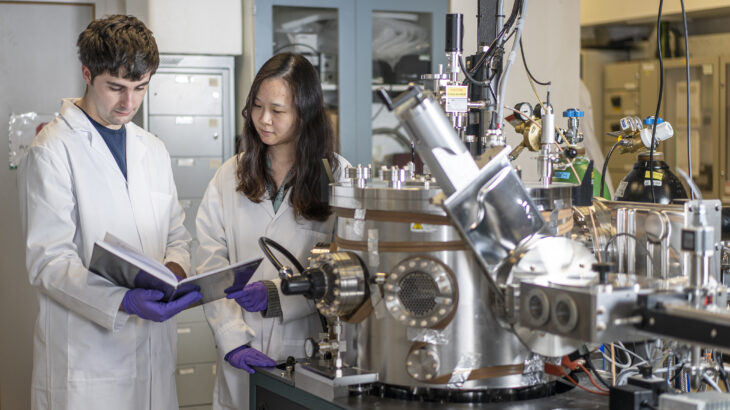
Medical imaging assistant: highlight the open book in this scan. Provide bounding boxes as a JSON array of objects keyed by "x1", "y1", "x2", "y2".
[{"x1": 89, "y1": 233, "x2": 262, "y2": 304}]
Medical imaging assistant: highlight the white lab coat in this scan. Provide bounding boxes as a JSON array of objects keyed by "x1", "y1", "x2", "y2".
[
  {"x1": 18, "y1": 98, "x2": 191, "y2": 410},
  {"x1": 196, "y1": 153, "x2": 349, "y2": 410}
]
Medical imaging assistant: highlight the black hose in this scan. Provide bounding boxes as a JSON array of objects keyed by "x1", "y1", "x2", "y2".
[
  {"x1": 680, "y1": 0, "x2": 694, "y2": 198},
  {"x1": 649, "y1": 0, "x2": 665, "y2": 203},
  {"x1": 459, "y1": 55, "x2": 491, "y2": 87},
  {"x1": 603, "y1": 233, "x2": 654, "y2": 268},
  {"x1": 600, "y1": 140, "x2": 621, "y2": 198},
  {"x1": 258, "y1": 236, "x2": 305, "y2": 275},
  {"x1": 584, "y1": 358, "x2": 612, "y2": 390},
  {"x1": 519, "y1": 37, "x2": 550, "y2": 86},
  {"x1": 258, "y1": 237, "x2": 328, "y2": 333},
  {"x1": 467, "y1": 0, "x2": 523, "y2": 77}
]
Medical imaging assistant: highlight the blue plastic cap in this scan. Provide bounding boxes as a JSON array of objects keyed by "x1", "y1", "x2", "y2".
[
  {"x1": 643, "y1": 116, "x2": 664, "y2": 125},
  {"x1": 563, "y1": 108, "x2": 584, "y2": 118}
]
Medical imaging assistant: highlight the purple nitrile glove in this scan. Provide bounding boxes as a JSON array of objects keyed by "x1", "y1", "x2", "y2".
[
  {"x1": 122, "y1": 288, "x2": 202, "y2": 322},
  {"x1": 226, "y1": 281, "x2": 268, "y2": 312},
  {"x1": 225, "y1": 345, "x2": 277, "y2": 374}
]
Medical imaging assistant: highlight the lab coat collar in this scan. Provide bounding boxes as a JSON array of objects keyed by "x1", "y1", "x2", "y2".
[
  {"x1": 58, "y1": 98, "x2": 147, "y2": 179},
  {"x1": 258, "y1": 190, "x2": 276, "y2": 219},
  {"x1": 264, "y1": 187, "x2": 291, "y2": 223}
]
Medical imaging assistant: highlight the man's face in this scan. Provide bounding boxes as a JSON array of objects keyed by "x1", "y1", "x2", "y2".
[{"x1": 80, "y1": 66, "x2": 150, "y2": 130}]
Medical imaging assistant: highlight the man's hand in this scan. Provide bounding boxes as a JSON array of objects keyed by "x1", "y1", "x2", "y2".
[
  {"x1": 122, "y1": 288, "x2": 202, "y2": 322},
  {"x1": 165, "y1": 261, "x2": 186, "y2": 279}
]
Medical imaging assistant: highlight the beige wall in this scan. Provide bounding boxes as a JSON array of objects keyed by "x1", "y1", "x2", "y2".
[
  {"x1": 581, "y1": 0, "x2": 730, "y2": 26},
  {"x1": 126, "y1": 0, "x2": 242, "y2": 55}
]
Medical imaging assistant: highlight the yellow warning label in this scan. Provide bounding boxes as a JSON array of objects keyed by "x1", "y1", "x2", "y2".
[
  {"x1": 445, "y1": 86, "x2": 468, "y2": 98},
  {"x1": 644, "y1": 170, "x2": 663, "y2": 180},
  {"x1": 412, "y1": 223, "x2": 423, "y2": 230}
]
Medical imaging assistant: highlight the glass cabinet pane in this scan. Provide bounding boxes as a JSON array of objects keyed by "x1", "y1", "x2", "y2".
[
  {"x1": 663, "y1": 61, "x2": 717, "y2": 197},
  {"x1": 371, "y1": 11, "x2": 433, "y2": 169},
  {"x1": 272, "y1": 6, "x2": 340, "y2": 147}
]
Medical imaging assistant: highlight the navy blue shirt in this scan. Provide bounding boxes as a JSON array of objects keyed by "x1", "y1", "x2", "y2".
[{"x1": 80, "y1": 108, "x2": 127, "y2": 179}]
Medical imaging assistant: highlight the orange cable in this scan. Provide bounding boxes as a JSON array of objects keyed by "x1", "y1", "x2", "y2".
[
  {"x1": 578, "y1": 363, "x2": 609, "y2": 392},
  {"x1": 564, "y1": 373, "x2": 610, "y2": 396},
  {"x1": 611, "y1": 343, "x2": 616, "y2": 386}
]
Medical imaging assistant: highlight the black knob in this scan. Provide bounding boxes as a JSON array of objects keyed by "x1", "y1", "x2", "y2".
[
  {"x1": 281, "y1": 276, "x2": 312, "y2": 296},
  {"x1": 639, "y1": 364, "x2": 653, "y2": 378},
  {"x1": 308, "y1": 267, "x2": 328, "y2": 300},
  {"x1": 445, "y1": 14, "x2": 464, "y2": 52},
  {"x1": 286, "y1": 356, "x2": 296, "y2": 367},
  {"x1": 565, "y1": 147, "x2": 578, "y2": 159},
  {"x1": 592, "y1": 262, "x2": 614, "y2": 285}
]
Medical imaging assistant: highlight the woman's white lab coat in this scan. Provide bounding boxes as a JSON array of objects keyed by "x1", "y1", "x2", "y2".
[
  {"x1": 18, "y1": 99, "x2": 191, "y2": 410},
  {"x1": 196, "y1": 153, "x2": 349, "y2": 410}
]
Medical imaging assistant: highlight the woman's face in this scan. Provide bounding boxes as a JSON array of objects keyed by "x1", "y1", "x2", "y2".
[{"x1": 251, "y1": 77, "x2": 298, "y2": 149}]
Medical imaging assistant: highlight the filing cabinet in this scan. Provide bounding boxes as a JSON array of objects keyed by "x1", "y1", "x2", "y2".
[
  {"x1": 144, "y1": 55, "x2": 235, "y2": 408},
  {"x1": 176, "y1": 362, "x2": 217, "y2": 407},
  {"x1": 662, "y1": 57, "x2": 720, "y2": 199},
  {"x1": 149, "y1": 116, "x2": 223, "y2": 157},
  {"x1": 603, "y1": 61, "x2": 659, "y2": 192}
]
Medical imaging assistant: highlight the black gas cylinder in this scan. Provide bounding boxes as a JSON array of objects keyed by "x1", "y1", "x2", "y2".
[{"x1": 614, "y1": 152, "x2": 687, "y2": 204}]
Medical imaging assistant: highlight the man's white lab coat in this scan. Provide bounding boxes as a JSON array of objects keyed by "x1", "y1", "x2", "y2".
[{"x1": 18, "y1": 98, "x2": 191, "y2": 410}]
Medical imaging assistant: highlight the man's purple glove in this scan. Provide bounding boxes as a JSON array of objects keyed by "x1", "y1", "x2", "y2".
[
  {"x1": 122, "y1": 288, "x2": 202, "y2": 322},
  {"x1": 224, "y1": 345, "x2": 277, "y2": 374},
  {"x1": 226, "y1": 281, "x2": 268, "y2": 312}
]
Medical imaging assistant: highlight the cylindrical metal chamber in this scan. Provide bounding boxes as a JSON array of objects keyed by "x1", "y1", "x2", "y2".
[{"x1": 331, "y1": 170, "x2": 552, "y2": 400}]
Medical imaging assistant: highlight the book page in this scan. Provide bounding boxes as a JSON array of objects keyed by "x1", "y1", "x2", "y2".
[{"x1": 176, "y1": 257, "x2": 263, "y2": 304}]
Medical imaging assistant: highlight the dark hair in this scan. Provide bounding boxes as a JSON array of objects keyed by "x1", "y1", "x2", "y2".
[
  {"x1": 77, "y1": 15, "x2": 159, "y2": 82},
  {"x1": 237, "y1": 53, "x2": 337, "y2": 222}
]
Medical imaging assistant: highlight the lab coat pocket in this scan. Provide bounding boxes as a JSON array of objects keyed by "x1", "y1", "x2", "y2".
[
  {"x1": 67, "y1": 313, "x2": 137, "y2": 381},
  {"x1": 150, "y1": 191, "x2": 173, "y2": 237}
]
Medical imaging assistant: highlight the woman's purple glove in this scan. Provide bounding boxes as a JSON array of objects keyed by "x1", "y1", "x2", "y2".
[
  {"x1": 122, "y1": 288, "x2": 202, "y2": 322},
  {"x1": 226, "y1": 281, "x2": 268, "y2": 312},
  {"x1": 224, "y1": 345, "x2": 277, "y2": 374}
]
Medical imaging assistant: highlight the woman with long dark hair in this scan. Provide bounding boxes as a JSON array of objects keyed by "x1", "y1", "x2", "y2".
[{"x1": 195, "y1": 53, "x2": 349, "y2": 409}]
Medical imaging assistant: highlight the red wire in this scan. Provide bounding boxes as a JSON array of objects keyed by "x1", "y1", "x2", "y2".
[
  {"x1": 578, "y1": 363, "x2": 609, "y2": 392},
  {"x1": 545, "y1": 361, "x2": 609, "y2": 396},
  {"x1": 564, "y1": 373, "x2": 609, "y2": 396}
]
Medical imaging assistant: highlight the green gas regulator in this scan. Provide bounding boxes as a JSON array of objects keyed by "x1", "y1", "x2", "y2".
[{"x1": 551, "y1": 108, "x2": 612, "y2": 200}]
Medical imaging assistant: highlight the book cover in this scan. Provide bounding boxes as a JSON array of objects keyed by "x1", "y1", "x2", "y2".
[{"x1": 89, "y1": 233, "x2": 262, "y2": 303}]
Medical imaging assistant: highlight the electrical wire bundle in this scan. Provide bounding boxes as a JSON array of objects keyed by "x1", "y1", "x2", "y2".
[
  {"x1": 591, "y1": 342, "x2": 728, "y2": 394},
  {"x1": 544, "y1": 355, "x2": 609, "y2": 396},
  {"x1": 459, "y1": 0, "x2": 525, "y2": 120}
]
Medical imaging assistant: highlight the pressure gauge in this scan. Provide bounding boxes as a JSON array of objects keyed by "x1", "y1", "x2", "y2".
[
  {"x1": 514, "y1": 102, "x2": 533, "y2": 122},
  {"x1": 304, "y1": 337, "x2": 319, "y2": 359},
  {"x1": 534, "y1": 102, "x2": 551, "y2": 119}
]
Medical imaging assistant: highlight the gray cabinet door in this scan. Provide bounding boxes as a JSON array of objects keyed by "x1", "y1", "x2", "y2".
[
  {"x1": 171, "y1": 157, "x2": 222, "y2": 198},
  {"x1": 149, "y1": 73, "x2": 223, "y2": 116},
  {"x1": 150, "y1": 115, "x2": 223, "y2": 157}
]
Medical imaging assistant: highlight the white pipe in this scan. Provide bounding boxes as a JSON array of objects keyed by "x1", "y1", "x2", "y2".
[{"x1": 495, "y1": 0, "x2": 527, "y2": 129}]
